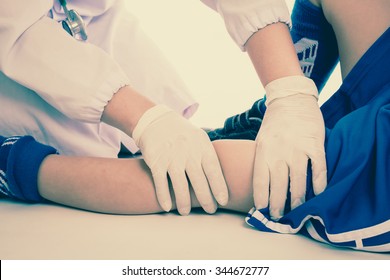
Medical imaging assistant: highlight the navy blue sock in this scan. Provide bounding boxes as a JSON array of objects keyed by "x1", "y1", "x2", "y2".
[
  {"x1": 0, "y1": 136, "x2": 19, "y2": 198},
  {"x1": 0, "y1": 136, "x2": 57, "y2": 202},
  {"x1": 291, "y1": 0, "x2": 340, "y2": 93}
]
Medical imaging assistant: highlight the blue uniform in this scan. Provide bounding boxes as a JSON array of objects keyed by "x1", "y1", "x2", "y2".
[{"x1": 246, "y1": 28, "x2": 390, "y2": 252}]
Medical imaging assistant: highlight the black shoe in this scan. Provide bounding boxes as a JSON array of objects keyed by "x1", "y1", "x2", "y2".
[{"x1": 207, "y1": 98, "x2": 266, "y2": 141}]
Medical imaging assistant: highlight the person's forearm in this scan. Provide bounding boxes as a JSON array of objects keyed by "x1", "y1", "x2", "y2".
[
  {"x1": 246, "y1": 23, "x2": 303, "y2": 86},
  {"x1": 101, "y1": 85, "x2": 155, "y2": 137},
  {"x1": 37, "y1": 140, "x2": 256, "y2": 215},
  {"x1": 37, "y1": 155, "x2": 166, "y2": 214}
]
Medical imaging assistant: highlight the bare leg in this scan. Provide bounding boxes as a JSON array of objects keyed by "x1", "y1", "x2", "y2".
[
  {"x1": 312, "y1": 0, "x2": 390, "y2": 78},
  {"x1": 37, "y1": 140, "x2": 256, "y2": 215}
]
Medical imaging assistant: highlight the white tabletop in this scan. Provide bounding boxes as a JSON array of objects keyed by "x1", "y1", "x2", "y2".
[{"x1": 1, "y1": 200, "x2": 388, "y2": 260}]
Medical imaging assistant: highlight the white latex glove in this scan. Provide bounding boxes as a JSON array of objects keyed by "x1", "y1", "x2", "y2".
[
  {"x1": 253, "y1": 76, "x2": 327, "y2": 220},
  {"x1": 132, "y1": 104, "x2": 229, "y2": 215}
]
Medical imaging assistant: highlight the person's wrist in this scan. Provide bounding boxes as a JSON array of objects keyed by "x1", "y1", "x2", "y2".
[
  {"x1": 101, "y1": 85, "x2": 155, "y2": 136},
  {"x1": 132, "y1": 104, "x2": 174, "y2": 145},
  {"x1": 265, "y1": 75, "x2": 318, "y2": 106}
]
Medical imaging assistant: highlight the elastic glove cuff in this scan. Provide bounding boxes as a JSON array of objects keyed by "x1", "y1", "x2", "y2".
[
  {"x1": 202, "y1": 0, "x2": 291, "y2": 51},
  {"x1": 132, "y1": 104, "x2": 173, "y2": 145},
  {"x1": 265, "y1": 76, "x2": 318, "y2": 106}
]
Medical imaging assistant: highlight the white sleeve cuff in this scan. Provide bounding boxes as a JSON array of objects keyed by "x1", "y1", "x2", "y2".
[
  {"x1": 202, "y1": 0, "x2": 291, "y2": 51},
  {"x1": 80, "y1": 66, "x2": 130, "y2": 123}
]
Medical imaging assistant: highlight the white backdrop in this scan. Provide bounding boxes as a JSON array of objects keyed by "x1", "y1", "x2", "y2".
[{"x1": 125, "y1": 0, "x2": 341, "y2": 128}]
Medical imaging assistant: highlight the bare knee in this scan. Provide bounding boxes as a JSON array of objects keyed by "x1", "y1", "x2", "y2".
[{"x1": 212, "y1": 140, "x2": 256, "y2": 212}]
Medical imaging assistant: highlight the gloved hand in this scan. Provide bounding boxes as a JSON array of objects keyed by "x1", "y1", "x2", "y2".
[
  {"x1": 253, "y1": 76, "x2": 327, "y2": 220},
  {"x1": 132, "y1": 104, "x2": 229, "y2": 215}
]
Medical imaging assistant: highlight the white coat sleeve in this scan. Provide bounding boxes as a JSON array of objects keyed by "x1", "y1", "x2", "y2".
[
  {"x1": 201, "y1": 0, "x2": 291, "y2": 51},
  {"x1": 0, "y1": 0, "x2": 130, "y2": 123}
]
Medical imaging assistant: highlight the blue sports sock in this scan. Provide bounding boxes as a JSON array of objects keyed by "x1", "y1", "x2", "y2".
[
  {"x1": 0, "y1": 136, "x2": 19, "y2": 198},
  {"x1": 0, "y1": 136, "x2": 57, "y2": 202},
  {"x1": 291, "y1": 0, "x2": 340, "y2": 93}
]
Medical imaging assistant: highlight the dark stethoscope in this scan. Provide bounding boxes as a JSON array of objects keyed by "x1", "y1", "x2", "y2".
[{"x1": 59, "y1": 0, "x2": 88, "y2": 41}]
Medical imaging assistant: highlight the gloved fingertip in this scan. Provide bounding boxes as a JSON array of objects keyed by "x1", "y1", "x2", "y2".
[
  {"x1": 202, "y1": 198, "x2": 218, "y2": 214},
  {"x1": 178, "y1": 207, "x2": 191, "y2": 216},
  {"x1": 254, "y1": 202, "x2": 263, "y2": 210},
  {"x1": 313, "y1": 171, "x2": 327, "y2": 195},
  {"x1": 254, "y1": 196, "x2": 267, "y2": 210},
  {"x1": 291, "y1": 198, "x2": 304, "y2": 210},
  {"x1": 205, "y1": 206, "x2": 217, "y2": 215},
  {"x1": 270, "y1": 208, "x2": 283, "y2": 221},
  {"x1": 216, "y1": 192, "x2": 228, "y2": 206},
  {"x1": 160, "y1": 200, "x2": 172, "y2": 213}
]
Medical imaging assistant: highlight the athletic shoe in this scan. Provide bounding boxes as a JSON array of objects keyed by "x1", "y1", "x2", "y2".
[{"x1": 207, "y1": 98, "x2": 266, "y2": 141}]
